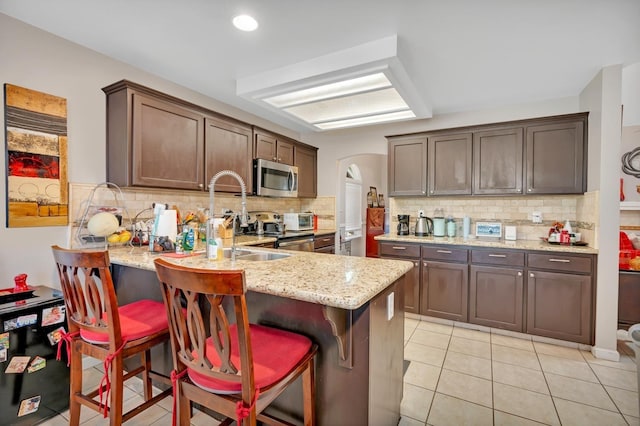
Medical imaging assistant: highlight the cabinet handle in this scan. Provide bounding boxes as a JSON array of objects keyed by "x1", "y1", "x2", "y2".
[
  {"x1": 488, "y1": 254, "x2": 507, "y2": 258},
  {"x1": 198, "y1": 183, "x2": 204, "y2": 188},
  {"x1": 321, "y1": 238, "x2": 331, "y2": 242},
  {"x1": 527, "y1": 188, "x2": 532, "y2": 192},
  {"x1": 436, "y1": 250, "x2": 452, "y2": 254},
  {"x1": 430, "y1": 190, "x2": 434, "y2": 194},
  {"x1": 549, "y1": 258, "x2": 570, "y2": 263},
  {"x1": 518, "y1": 271, "x2": 523, "y2": 276},
  {"x1": 414, "y1": 261, "x2": 419, "y2": 267},
  {"x1": 278, "y1": 157, "x2": 282, "y2": 162},
  {"x1": 423, "y1": 262, "x2": 428, "y2": 267},
  {"x1": 273, "y1": 157, "x2": 277, "y2": 161},
  {"x1": 530, "y1": 273, "x2": 535, "y2": 278},
  {"x1": 391, "y1": 246, "x2": 406, "y2": 250},
  {"x1": 517, "y1": 188, "x2": 521, "y2": 192}
]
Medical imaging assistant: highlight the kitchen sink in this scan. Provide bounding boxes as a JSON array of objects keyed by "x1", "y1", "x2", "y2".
[{"x1": 222, "y1": 248, "x2": 291, "y2": 261}]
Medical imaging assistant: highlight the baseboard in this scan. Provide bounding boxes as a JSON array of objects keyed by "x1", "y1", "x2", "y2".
[{"x1": 591, "y1": 346, "x2": 621, "y2": 362}]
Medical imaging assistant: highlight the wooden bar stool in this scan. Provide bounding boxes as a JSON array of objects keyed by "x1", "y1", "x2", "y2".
[
  {"x1": 51, "y1": 245, "x2": 172, "y2": 426},
  {"x1": 153, "y1": 258, "x2": 317, "y2": 426}
]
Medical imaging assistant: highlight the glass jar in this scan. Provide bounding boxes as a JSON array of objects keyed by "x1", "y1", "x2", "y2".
[{"x1": 446, "y1": 217, "x2": 456, "y2": 237}]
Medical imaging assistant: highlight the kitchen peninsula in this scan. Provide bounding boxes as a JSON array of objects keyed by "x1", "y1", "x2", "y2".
[{"x1": 108, "y1": 246, "x2": 413, "y2": 426}]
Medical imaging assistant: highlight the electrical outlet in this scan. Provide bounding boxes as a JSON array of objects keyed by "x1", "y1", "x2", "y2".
[
  {"x1": 532, "y1": 211, "x2": 542, "y2": 223},
  {"x1": 418, "y1": 209, "x2": 425, "y2": 217},
  {"x1": 387, "y1": 292, "x2": 395, "y2": 321}
]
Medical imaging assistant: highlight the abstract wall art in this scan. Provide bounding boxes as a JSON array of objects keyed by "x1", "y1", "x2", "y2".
[{"x1": 4, "y1": 84, "x2": 68, "y2": 227}]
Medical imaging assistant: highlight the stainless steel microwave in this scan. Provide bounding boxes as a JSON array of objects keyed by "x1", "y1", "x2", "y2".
[{"x1": 253, "y1": 158, "x2": 298, "y2": 197}]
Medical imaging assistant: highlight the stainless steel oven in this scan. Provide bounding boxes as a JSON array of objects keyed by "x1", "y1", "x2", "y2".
[{"x1": 275, "y1": 231, "x2": 314, "y2": 252}]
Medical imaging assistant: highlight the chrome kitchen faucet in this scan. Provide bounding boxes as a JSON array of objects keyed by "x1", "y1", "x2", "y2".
[{"x1": 208, "y1": 170, "x2": 249, "y2": 261}]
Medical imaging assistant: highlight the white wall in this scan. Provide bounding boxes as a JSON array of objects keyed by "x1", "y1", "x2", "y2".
[
  {"x1": 622, "y1": 63, "x2": 640, "y2": 126},
  {"x1": 580, "y1": 65, "x2": 623, "y2": 361}
]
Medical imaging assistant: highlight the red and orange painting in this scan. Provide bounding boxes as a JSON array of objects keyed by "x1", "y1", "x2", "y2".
[{"x1": 4, "y1": 84, "x2": 68, "y2": 227}]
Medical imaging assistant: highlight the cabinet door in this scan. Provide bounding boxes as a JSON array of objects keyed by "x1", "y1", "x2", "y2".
[
  {"x1": 525, "y1": 120, "x2": 585, "y2": 194},
  {"x1": 388, "y1": 135, "x2": 427, "y2": 196},
  {"x1": 428, "y1": 133, "x2": 472, "y2": 195},
  {"x1": 619, "y1": 271, "x2": 640, "y2": 330},
  {"x1": 204, "y1": 117, "x2": 252, "y2": 193},
  {"x1": 527, "y1": 270, "x2": 592, "y2": 344},
  {"x1": 294, "y1": 145, "x2": 317, "y2": 197},
  {"x1": 421, "y1": 260, "x2": 468, "y2": 321},
  {"x1": 470, "y1": 265, "x2": 524, "y2": 331},
  {"x1": 378, "y1": 256, "x2": 419, "y2": 314},
  {"x1": 254, "y1": 131, "x2": 278, "y2": 162},
  {"x1": 473, "y1": 128, "x2": 523, "y2": 195},
  {"x1": 277, "y1": 139, "x2": 295, "y2": 165},
  {"x1": 132, "y1": 93, "x2": 204, "y2": 189}
]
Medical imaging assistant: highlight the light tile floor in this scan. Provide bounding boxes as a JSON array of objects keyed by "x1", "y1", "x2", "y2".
[
  {"x1": 401, "y1": 317, "x2": 640, "y2": 426},
  {"x1": 41, "y1": 316, "x2": 640, "y2": 425}
]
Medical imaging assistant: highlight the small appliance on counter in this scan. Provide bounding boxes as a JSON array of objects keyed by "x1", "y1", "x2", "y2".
[
  {"x1": 397, "y1": 215, "x2": 410, "y2": 235},
  {"x1": 415, "y1": 213, "x2": 433, "y2": 237},
  {"x1": 283, "y1": 212, "x2": 314, "y2": 231},
  {"x1": 433, "y1": 208, "x2": 446, "y2": 237}
]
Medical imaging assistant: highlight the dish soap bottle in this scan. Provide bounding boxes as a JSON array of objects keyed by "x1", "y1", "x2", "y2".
[{"x1": 564, "y1": 220, "x2": 573, "y2": 234}]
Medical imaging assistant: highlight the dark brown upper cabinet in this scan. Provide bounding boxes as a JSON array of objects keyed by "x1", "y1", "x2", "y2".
[
  {"x1": 525, "y1": 119, "x2": 585, "y2": 194},
  {"x1": 473, "y1": 127, "x2": 524, "y2": 195},
  {"x1": 254, "y1": 129, "x2": 295, "y2": 165},
  {"x1": 386, "y1": 112, "x2": 587, "y2": 197},
  {"x1": 103, "y1": 80, "x2": 318, "y2": 196},
  {"x1": 388, "y1": 135, "x2": 428, "y2": 196},
  {"x1": 428, "y1": 133, "x2": 472, "y2": 196},
  {"x1": 204, "y1": 117, "x2": 253, "y2": 193},
  {"x1": 294, "y1": 144, "x2": 318, "y2": 198},
  {"x1": 105, "y1": 84, "x2": 205, "y2": 190}
]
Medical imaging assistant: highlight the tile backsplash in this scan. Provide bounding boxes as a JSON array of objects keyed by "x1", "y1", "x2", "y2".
[
  {"x1": 391, "y1": 193, "x2": 597, "y2": 244},
  {"x1": 68, "y1": 182, "x2": 336, "y2": 246}
]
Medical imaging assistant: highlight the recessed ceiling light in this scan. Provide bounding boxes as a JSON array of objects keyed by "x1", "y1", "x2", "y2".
[{"x1": 233, "y1": 15, "x2": 258, "y2": 32}]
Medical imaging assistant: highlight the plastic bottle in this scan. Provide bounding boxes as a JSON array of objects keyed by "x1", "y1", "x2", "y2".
[
  {"x1": 183, "y1": 227, "x2": 195, "y2": 252},
  {"x1": 215, "y1": 237, "x2": 224, "y2": 260},
  {"x1": 463, "y1": 216, "x2": 471, "y2": 239}
]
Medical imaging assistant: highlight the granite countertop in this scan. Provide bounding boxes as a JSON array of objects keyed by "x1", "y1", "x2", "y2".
[
  {"x1": 314, "y1": 229, "x2": 336, "y2": 236},
  {"x1": 375, "y1": 234, "x2": 598, "y2": 254},
  {"x1": 108, "y1": 246, "x2": 413, "y2": 310}
]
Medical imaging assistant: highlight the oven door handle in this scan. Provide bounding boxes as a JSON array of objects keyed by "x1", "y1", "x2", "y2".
[{"x1": 278, "y1": 237, "x2": 315, "y2": 248}]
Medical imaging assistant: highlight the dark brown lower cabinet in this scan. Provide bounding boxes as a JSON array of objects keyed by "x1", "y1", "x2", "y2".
[
  {"x1": 469, "y1": 266, "x2": 524, "y2": 331},
  {"x1": 526, "y1": 270, "x2": 592, "y2": 344},
  {"x1": 379, "y1": 242, "x2": 421, "y2": 314},
  {"x1": 618, "y1": 271, "x2": 640, "y2": 330},
  {"x1": 421, "y1": 260, "x2": 468, "y2": 322}
]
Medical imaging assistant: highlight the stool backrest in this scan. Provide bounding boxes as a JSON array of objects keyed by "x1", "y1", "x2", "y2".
[
  {"x1": 51, "y1": 245, "x2": 123, "y2": 348},
  {"x1": 153, "y1": 258, "x2": 254, "y2": 391}
]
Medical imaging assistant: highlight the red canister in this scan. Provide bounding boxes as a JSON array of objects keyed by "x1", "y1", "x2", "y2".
[{"x1": 560, "y1": 230, "x2": 571, "y2": 245}]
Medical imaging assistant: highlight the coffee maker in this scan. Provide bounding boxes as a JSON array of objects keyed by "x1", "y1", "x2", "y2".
[{"x1": 397, "y1": 215, "x2": 410, "y2": 235}]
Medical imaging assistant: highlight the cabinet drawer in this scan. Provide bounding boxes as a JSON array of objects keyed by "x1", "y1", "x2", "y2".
[
  {"x1": 314, "y1": 234, "x2": 335, "y2": 250},
  {"x1": 422, "y1": 246, "x2": 468, "y2": 263},
  {"x1": 527, "y1": 253, "x2": 592, "y2": 274},
  {"x1": 379, "y1": 242, "x2": 421, "y2": 258},
  {"x1": 471, "y1": 249, "x2": 524, "y2": 266}
]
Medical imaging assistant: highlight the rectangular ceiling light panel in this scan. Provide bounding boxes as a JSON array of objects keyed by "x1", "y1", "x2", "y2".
[
  {"x1": 283, "y1": 87, "x2": 409, "y2": 124},
  {"x1": 315, "y1": 110, "x2": 416, "y2": 130},
  {"x1": 263, "y1": 73, "x2": 392, "y2": 108}
]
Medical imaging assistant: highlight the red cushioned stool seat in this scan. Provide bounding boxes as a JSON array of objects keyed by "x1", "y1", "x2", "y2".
[
  {"x1": 188, "y1": 324, "x2": 312, "y2": 394},
  {"x1": 81, "y1": 299, "x2": 169, "y2": 343}
]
